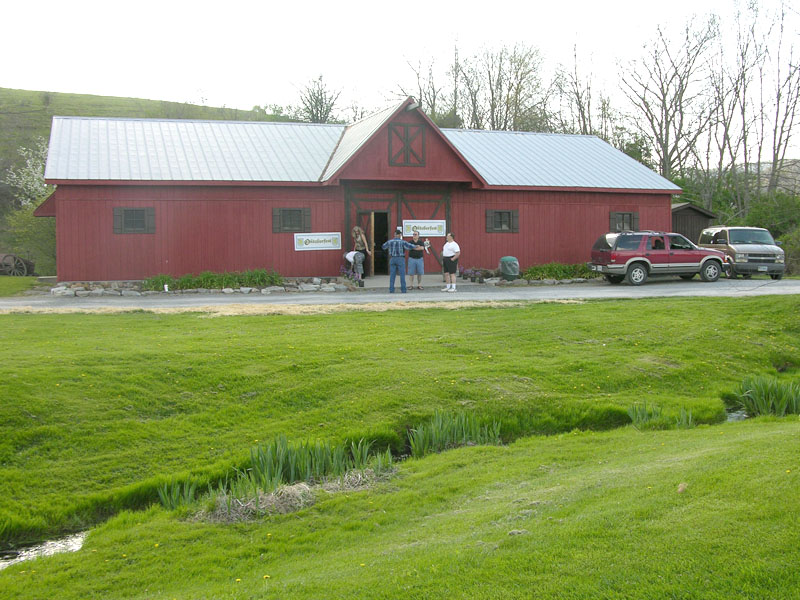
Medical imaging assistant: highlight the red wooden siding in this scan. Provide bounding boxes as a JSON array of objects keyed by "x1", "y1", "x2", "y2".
[
  {"x1": 449, "y1": 189, "x2": 671, "y2": 271},
  {"x1": 337, "y1": 112, "x2": 481, "y2": 185},
  {"x1": 54, "y1": 185, "x2": 345, "y2": 281}
]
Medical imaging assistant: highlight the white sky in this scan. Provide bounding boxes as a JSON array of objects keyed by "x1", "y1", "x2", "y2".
[{"x1": 1, "y1": 0, "x2": 797, "y2": 117}]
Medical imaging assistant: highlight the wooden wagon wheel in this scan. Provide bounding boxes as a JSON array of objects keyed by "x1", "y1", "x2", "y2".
[{"x1": 1, "y1": 254, "x2": 28, "y2": 276}]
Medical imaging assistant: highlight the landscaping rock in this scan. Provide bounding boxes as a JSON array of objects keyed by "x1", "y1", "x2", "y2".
[
  {"x1": 222, "y1": 288, "x2": 235, "y2": 294},
  {"x1": 240, "y1": 287, "x2": 253, "y2": 294},
  {"x1": 121, "y1": 290, "x2": 142, "y2": 297}
]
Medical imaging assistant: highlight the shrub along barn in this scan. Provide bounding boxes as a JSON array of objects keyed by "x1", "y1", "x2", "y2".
[{"x1": 35, "y1": 97, "x2": 680, "y2": 282}]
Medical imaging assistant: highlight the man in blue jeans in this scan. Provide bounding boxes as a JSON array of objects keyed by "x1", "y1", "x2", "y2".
[{"x1": 382, "y1": 229, "x2": 424, "y2": 293}]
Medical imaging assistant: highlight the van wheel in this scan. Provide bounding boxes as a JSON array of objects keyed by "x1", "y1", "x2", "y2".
[
  {"x1": 771, "y1": 274, "x2": 783, "y2": 280},
  {"x1": 626, "y1": 263, "x2": 648, "y2": 286},
  {"x1": 700, "y1": 261, "x2": 721, "y2": 282}
]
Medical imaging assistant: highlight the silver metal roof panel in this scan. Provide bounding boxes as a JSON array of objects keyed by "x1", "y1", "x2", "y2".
[
  {"x1": 321, "y1": 103, "x2": 400, "y2": 180},
  {"x1": 45, "y1": 111, "x2": 679, "y2": 192},
  {"x1": 442, "y1": 129, "x2": 680, "y2": 191},
  {"x1": 45, "y1": 117, "x2": 345, "y2": 182}
]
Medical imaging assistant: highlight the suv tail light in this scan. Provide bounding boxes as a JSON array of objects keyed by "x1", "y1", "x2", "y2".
[{"x1": 610, "y1": 251, "x2": 618, "y2": 263}]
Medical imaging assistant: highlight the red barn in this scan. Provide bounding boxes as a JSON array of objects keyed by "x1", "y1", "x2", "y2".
[{"x1": 36, "y1": 98, "x2": 680, "y2": 281}]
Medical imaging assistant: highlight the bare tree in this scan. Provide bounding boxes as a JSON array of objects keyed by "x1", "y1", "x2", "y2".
[
  {"x1": 621, "y1": 19, "x2": 719, "y2": 179},
  {"x1": 554, "y1": 46, "x2": 595, "y2": 135},
  {"x1": 298, "y1": 76, "x2": 341, "y2": 124},
  {"x1": 760, "y1": 4, "x2": 800, "y2": 193}
]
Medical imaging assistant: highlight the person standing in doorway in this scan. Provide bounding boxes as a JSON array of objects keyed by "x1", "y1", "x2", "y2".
[
  {"x1": 441, "y1": 232, "x2": 461, "y2": 292},
  {"x1": 382, "y1": 229, "x2": 423, "y2": 293},
  {"x1": 407, "y1": 230, "x2": 427, "y2": 289},
  {"x1": 351, "y1": 225, "x2": 371, "y2": 276}
]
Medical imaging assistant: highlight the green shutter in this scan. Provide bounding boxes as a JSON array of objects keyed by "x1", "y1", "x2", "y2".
[
  {"x1": 145, "y1": 207, "x2": 156, "y2": 234},
  {"x1": 609, "y1": 212, "x2": 618, "y2": 232},
  {"x1": 511, "y1": 210, "x2": 519, "y2": 233},
  {"x1": 486, "y1": 210, "x2": 495, "y2": 232},
  {"x1": 273, "y1": 208, "x2": 281, "y2": 233},
  {"x1": 633, "y1": 212, "x2": 640, "y2": 231},
  {"x1": 302, "y1": 207, "x2": 311, "y2": 232},
  {"x1": 113, "y1": 207, "x2": 124, "y2": 234}
]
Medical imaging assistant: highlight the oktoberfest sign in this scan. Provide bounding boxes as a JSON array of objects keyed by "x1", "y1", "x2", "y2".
[
  {"x1": 293, "y1": 232, "x2": 342, "y2": 251},
  {"x1": 402, "y1": 220, "x2": 447, "y2": 237}
]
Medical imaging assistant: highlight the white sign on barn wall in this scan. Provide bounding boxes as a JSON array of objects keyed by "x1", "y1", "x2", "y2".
[
  {"x1": 402, "y1": 220, "x2": 447, "y2": 237},
  {"x1": 293, "y1": 232, "x2": 342, "y2": 251}
]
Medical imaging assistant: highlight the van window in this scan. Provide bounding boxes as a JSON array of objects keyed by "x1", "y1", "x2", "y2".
[{"x1": 729, "y1": 228, "x2": 776, "y2": 245}]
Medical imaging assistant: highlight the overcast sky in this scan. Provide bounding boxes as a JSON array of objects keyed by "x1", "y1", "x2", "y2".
[{"x1": 2, "y1": 0, "x2": 797, "y2": 117}]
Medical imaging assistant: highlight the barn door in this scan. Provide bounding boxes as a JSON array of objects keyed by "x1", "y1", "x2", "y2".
[{"x1": 356, "y1": 212, "x2": 373, "y2": 276}]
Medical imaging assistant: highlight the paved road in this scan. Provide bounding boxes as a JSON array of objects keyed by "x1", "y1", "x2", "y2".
[{"x1": 1, "y1": 277, "x2": 798, "y2": 311}]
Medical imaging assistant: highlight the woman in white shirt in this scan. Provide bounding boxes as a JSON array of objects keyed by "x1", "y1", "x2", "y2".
[{"x1": 441, "y1": 232, "x2": 461, "y2": 292}]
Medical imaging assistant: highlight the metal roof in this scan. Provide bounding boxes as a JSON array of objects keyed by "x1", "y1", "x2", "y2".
[
  {"x1": 45, "y1": 109, "x2": 679, "y2": 192},
  {"x1": 321, "y1": 104, "x2": 399, "y2": 180},
  {"x1": 442, "y1": 129, "x2": 680, "y2": 191},
  {"x1": 45, "y1": 117, "x2": 345, "y2": 182}
]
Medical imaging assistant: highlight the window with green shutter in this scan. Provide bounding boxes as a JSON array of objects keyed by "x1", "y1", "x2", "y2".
[
  {"x1": 609, "y1": 211, "x2": 639, "y2": 232},
  {"x1": 485, "y1": 210, "x2": 519, "y2": 233},
  {"x1": 113, "y1": 207, "x2": 155, "y2": 234},
  {"x1": 273, "y1": 208, "x2": 311, "y2": 233}
]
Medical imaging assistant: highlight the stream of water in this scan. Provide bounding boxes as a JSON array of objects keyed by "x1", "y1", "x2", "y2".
[{"x1": 0, "y1": 532, "x2": 87, "y2": 571}]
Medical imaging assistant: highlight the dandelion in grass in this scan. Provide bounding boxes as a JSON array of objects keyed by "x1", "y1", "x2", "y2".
[
  {"x1": 264, "y1": 575, "x2": 270, "y2": 579},
  {"x1": 154, "y1": 543, "x2": 159, "y2": 548}
]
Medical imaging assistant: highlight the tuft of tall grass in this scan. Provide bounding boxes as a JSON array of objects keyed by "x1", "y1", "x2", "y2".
[
  {"x1": 408, "y1": 410, "x2": 501, "y2": 458},
  {"x1": 733, "y1": 375, "x2": 800, "y2": 416},
  {"x1": 627, "y1": 402, "x2": 665, "y2": 430},
  {"x1": 675, "y1": 406, "x2": 696, "y2": 429},
  {"x1": 156, "y1": 480, "x2": 197, "y2": 510}
]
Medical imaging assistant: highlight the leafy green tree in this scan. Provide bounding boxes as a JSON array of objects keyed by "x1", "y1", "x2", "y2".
[
  {"x1": 1, "y1": 138, "x2": 56, "y2": 275},
  {"x1": 746, "y1": 192, "x2": 800, "y2": 238},
  {"x1": 2, "y1": 137, "x2": 51, "y2": 209}
]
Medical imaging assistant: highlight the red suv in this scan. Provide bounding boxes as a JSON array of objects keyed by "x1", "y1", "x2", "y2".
[{"x1": 589, "y1": 231, "x2": 726, "y2": 285}]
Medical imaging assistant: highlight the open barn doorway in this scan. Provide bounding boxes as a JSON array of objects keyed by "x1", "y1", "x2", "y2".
[{"x1": 357, "y1": 211, "x2": 390, "y2": 275}]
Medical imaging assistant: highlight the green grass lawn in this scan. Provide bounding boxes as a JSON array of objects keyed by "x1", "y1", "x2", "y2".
[
  {"x1": 0, "y1": 295, "x2": 798, "y2": 598},
  {"x1": 2, "y1": 419, "x2": 798, "y2": 599},
  {"x1": 0, "y1": 276, "x2": 38, "y2": 297}
]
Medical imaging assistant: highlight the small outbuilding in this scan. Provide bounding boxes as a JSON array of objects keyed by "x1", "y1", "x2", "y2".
[
  {"x1": 671, "y1": 202, "x2": 718, "y2": 243},
  {"x1": 36, "y1": 98, "x2": 681, "y2": 281}
]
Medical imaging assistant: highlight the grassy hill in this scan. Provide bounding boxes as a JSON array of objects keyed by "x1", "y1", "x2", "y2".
[
  {"x1": 0, "y1": 296, "x2": 798, "y2": 598},
  {"x1": 0, "y1": 87, "x2": 290, "y2": 213}
]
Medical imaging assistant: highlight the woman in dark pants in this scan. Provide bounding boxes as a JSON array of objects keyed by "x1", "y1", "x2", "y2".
[{"x1": 441, "y1": 232, "x2": 461, "y2": 292}]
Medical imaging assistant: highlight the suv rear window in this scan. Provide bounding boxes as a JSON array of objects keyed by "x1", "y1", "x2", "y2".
[
  {"x1": 592, "y1": 234, "x2": 618, "y2": 251},
  {"x1": 614, "y1": 235, "x2": 643, "y2": 250}
]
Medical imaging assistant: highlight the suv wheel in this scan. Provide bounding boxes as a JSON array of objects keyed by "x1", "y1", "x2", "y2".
[
  {"x1": 700, "y1": 261, "x2": 721, "y2": 282},
  {"x1": 626, "y1": 263, "x2": 648, "y2": 286},
  {"x1": 604, "y1": 274, "x2": 624, "y2": 284}
]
